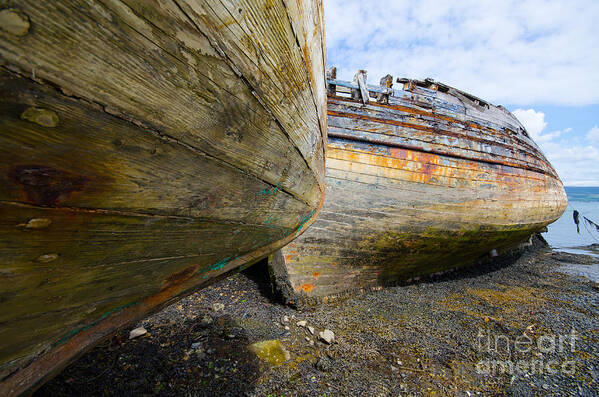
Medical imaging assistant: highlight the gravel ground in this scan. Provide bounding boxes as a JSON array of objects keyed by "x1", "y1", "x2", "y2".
[{"x1": 36, "y1": 238, "x2": 599, "y2": 396}]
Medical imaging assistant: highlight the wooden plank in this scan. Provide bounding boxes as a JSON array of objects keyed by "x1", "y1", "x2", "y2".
[
  {"x1": 328, "y1": 77, "x2": 533, "y2": 144},
  {"x1": 0, "y1": 70, "x2": 311, "y2": 228},
  {"x1": 0, "y1": 186, "x2": 324, "y2": 394},
  {"x1": 0, "y1": 0, "x2": 324, "y2": 204},
  {"x1": 0, "y1": 201, "x2": 291, "y2": 376},
  {"x1": 283, "y1": 0, "x2": 328, "y2": 147},
  {"x1": 172, "y1": 0, "x2": 326, "y2": 186},
  {"x1": 327, "y1": 100, "x2": 553, "y2": 173}
]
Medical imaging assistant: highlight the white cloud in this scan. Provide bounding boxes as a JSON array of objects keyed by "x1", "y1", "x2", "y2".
[
  {"x1": 512, "y1": 109, "x2": 568, "y2": 143},
  {"x1": 512, "y1": 109, "x2": 547, "y2": 139},
  {"x1": 511, "y1": 108, "x2": 598, "y2": 185},
  {"x1": 324, "y1": 0, "x2": 599, "y2": 106},
  {"x1": 587, "y1": 126, "x2": 599, "y2": 142},
  {"x1": 539, "y1": 142, "x2": 599, "y2": 186}
]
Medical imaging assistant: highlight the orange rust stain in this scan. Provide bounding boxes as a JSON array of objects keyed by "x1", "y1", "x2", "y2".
[
  {"x1": 162, "y1": 265, "x2": 197, "y2": 290},
  {"x1": 285, "y1": 255, "x2": 292, "y2": 261},
  {"x1": 313, "y1": 272, "x2": 321, "y2": 278},
  {"x1": 301, "y1": 283, "x2": 314, "y2": 292},
  {"x1": 330, "y1": 143, "x2": 546, "y2": 187},
  {"x1": 332, "y1": 262, "x2": 337, "y2": 267}
]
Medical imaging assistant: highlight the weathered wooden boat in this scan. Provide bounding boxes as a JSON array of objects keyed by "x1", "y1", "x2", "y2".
[
  {"x1": 269, "y1": 68, "x2": 567, "y2": 304},
  {"x1": 0, "y1": 1, "x2": 326, "y2": 394}
]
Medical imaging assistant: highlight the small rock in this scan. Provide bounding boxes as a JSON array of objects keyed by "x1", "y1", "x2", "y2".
[
  {"x1": 309, "y1": 340, "x2": 314, "y2": 346},
  {"x1": 542, "y1": 384, "x2": 550, "y2": 390},
  {"x1": 315, "y1": 357, "x2": 332, "y2": 372},
  {"x1": 201, "y1": 314, "x2": 213, "y2": 326},
  {"x1": 284, "y1": 325, "x2": 290, "y2": 331},
  {"x1": 129, "y1": 327, "x2": 147, "y2": 339},
  {"x1": 305, "y1": 336, "x2": 311, "y2": 342},
  {"x1": 319, "y1": 329, "x2": 335, "y2": 344},
  {"x1": 212, "y1": 303, "x2": 224, "y2": 312},
  {"x1": 281, "y1": 315, "x2": 289, "y2": 324},
  {"x1": 296, "y1": 320, "x2": 307, "y2": 327},
  {"x1": 308, "y1": 326, "x2": 315, "y2": 335},
  {"x1": 191, "y1": 342, "x2": 203, "y2": 349}
]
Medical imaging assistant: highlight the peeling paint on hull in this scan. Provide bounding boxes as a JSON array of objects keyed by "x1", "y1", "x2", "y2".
[
  {"x1": 271, "y1": 76, "x2": 567, "y2": 304},
  {"x1": 0, "y1": 1, "x2": 327, "y2": 395}
]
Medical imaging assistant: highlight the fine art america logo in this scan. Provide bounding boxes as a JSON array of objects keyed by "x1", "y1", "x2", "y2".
[{"x1": 475, "y1": 328, "x2": 577, "y2": 376}]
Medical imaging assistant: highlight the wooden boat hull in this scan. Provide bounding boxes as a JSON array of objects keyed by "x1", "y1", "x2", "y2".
[
  {"x1": 270, "y1": 74, "x2": 567, "y2": 303},
  {"x1": 0, "y1": 1, "x2": 326, "y2": 394}
]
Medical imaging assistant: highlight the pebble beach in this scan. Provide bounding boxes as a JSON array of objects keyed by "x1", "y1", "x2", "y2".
[{"x1": 36, "y1": 237, "x2": 599, "y2": 396}]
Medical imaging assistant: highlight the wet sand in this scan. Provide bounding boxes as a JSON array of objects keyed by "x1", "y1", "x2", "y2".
[{"x1": 36, "y1": 239, "x2": 598, "y2": 396}]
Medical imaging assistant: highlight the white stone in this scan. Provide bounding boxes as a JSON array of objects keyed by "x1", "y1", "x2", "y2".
[
  {"x1": 319, "y1": 329, "x2": 335, "y2": 344},
  {"x1": 129, "y1": 327, "x2": 147, "y2": 339},
  {"x1": 191, "y1": 342, "x2": 202, "y2": 349}
]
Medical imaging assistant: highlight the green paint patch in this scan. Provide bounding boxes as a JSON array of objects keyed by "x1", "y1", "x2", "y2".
[
  {"x1": 259, "y1": 183, "x2": 281, "y2": 196},
  {"x1": 56, "y1": 301, "x2": 139, "y2": 346},
  {"x1": 263, "y1": 215, "x2": 278, "y2": 225},
  {"x1": 198, "y1": 256, "x2": 240, "y2": 279},
  {"x1": 297, "y1": 210, "x2": 315, "y2": 232},
  {"x1": 210, "y1": 257, "x2": 232, "y2": 271}
]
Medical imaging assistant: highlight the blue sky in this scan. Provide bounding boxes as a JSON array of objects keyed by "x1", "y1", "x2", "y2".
[{"x1": 323, "y1": 0, "x2": 599, "y2": 186}]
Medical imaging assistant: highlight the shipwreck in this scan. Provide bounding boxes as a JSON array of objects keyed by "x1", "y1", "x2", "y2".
[
  {"x1": 0, "y1": 1, "x2": 326, "y2": 394},
  {"x1": 269, "y1": 68, "x2": 567, "y2": 303}
]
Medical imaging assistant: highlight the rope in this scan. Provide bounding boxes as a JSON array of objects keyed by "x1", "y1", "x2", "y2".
[{"x1": 569, "y1": 203, "x2": 599, "y2": 244}]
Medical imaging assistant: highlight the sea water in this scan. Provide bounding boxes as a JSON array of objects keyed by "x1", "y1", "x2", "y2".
[
  {"x1": 543, "y1": 187, "x2": 599, "y2": 253},
  {"x1": 542, "y1": 187, "x2": 599, "y2": 281}
]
